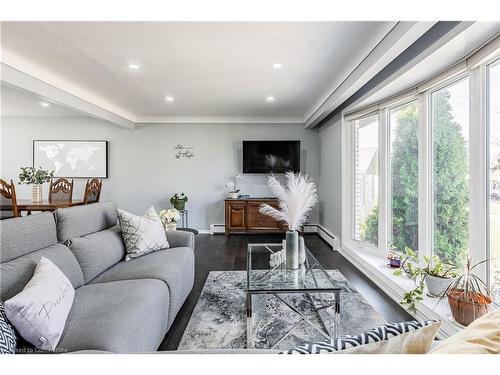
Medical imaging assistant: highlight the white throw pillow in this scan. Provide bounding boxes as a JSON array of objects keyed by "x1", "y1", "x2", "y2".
[
  {"x1": 118, "y1": 206, "x2": 170, "y2": 261},
  {"x1": 4, "y1": 257, "x2": 75, "y2": 351}
]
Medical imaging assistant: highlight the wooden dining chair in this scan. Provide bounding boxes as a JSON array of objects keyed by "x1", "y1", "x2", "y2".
[
  {"x1": 83, "y1": 178, "x2": 102, "y2": 204},
  {"x1": 0, "y1": 179, "x2": 20, "y2": 219},
  {"x1": 49, "y1": 178, "x2": 74, "y2": 203}
]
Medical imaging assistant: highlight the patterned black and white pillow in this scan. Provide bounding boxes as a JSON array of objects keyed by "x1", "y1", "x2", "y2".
[
  {"x1": 0, "y1": 301, "x2": 17, "y2": 354},
  {"x1": 283, "y1": 320, "x2": 440, "y2": 354}
]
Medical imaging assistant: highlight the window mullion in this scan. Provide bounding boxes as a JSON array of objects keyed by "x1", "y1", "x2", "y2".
[
  {"x1": 418, "y1": 91, "x2": 432, "y2": 263},
  {"x1": 378, "y1": 108, "x2": 389, "y2": 254}
]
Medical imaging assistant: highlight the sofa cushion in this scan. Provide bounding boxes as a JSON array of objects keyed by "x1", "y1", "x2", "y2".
[
  {"x1": 54, "y1": 201, "x2": 117, "y2": 243},
  {"x1": 56, "y1": 279, "x2": 169, "y2": 353},
  {"x1": 0, "y1": 212, "x2": 57, "y2": 262},
  {"x1": 5, "y1": 257, "x2": 75, "y2": 351},
  {"x1": 67, "y1": 225, "x2": 126, "y2": 283},
  {"x1": 0, "y1": 301, "x2": 17, "y2": 354},
  {"x1": 117, "y1": 207, "x2": 170, "y2": 261},
  {"x1": 1, "y1": 243, "x2": 84, "y2": 301},
  {"x1": 284, "y1": 320, "x2": 441, "y2": 354},
  {"x1": 90, "y1": 247, "x2": 194, "y2": 328}
]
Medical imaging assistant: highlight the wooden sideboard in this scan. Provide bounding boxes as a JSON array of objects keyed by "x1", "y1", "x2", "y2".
[{"x1": 224, "y1": 198, "x2": 286, "y2": 235}]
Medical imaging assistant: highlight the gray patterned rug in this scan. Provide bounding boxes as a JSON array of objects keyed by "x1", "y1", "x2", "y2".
[{"x1": 178, "y1": 270, "x2": 387, "y2": 350}]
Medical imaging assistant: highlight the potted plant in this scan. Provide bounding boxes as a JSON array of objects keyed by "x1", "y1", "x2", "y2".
[
  {"x1": 259, "y1": 172, "x2": 318, "y2": 270},
  {"x1": 159, "y1": 208, "x2": 181, "y2": 231},
  {"x1": 394, "y1": 247, "x2": 459, "y2": 311},
  {"x1": 422, "y1": 255, "x2": 457, "y2": 297},
  {"x1": 439, "y1": 257, "x2": 493, "y2": 326},
  {"x1": 393, "y1": 247, "x2": 425, "y2": 313},
  {"x1": 18, "y1": 166, "x2": 54, "y2": 203},
  {"x1": 387, "y1": 242, "x2": 402, "y2": 268},
  {"x1": 170, "y1": 193, "x2": 188, "y2": 211}
]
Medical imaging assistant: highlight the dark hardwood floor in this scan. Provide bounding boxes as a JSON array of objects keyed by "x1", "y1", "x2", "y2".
[{"x1": 158, "y1": 233, "x2": 412, "y2": 351}]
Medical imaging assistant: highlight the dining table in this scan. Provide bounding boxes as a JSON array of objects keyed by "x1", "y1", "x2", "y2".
[{"x1": 1, "y1": 199, "x2": 85, "y2": 214}]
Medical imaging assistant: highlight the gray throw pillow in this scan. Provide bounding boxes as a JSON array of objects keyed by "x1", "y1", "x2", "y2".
[{"x1": 118, "y1": 206, "x2": 170, "y2": 261}]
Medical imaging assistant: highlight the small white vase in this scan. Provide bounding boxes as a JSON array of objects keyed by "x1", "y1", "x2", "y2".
[
  {"x1": 32, "y1": 184, "x2": 43, "y2": 203},
  {"x1": 164, "y1": 222, "x2": 177, "y2": 231}
]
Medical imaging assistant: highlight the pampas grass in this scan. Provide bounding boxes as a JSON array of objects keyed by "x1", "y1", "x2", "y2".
[{"x1": 259, "y1": 172, "x2": 318, "y2": 231}]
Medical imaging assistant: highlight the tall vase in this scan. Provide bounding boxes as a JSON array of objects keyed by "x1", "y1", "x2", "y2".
[
  {"x1": 298, "y1": 235, "x2": 306, "y2": 265},
  {"x1": 32, "y1": 184, "x2": 42, "y2": 203},
  {"x1": 286, "y1": 230, "x2": 299, "y2": 270}
]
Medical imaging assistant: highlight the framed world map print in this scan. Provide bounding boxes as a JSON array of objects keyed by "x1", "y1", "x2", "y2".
[{"x1": 33, "y1": 140, "x2": 108, "y2": 178}]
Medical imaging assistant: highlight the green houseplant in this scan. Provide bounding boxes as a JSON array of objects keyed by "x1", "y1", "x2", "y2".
[
  {"x1": 170, "y1": 193, "x2": 188, "y2": 211},
  {"x1": 18, "y1": 166, "x2": 54, "y2": 203},
  {"x1": 393, "y1": 247, "x2": 458, "y2": 312}
]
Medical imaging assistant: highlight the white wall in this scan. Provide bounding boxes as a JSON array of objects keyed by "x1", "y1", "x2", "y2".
[
  {"x1": 0, "y1": 116, "x2": 320, "y2": 231},
  {"x1": 317, "y1": 112, "x2": 342, "y2": 237}
]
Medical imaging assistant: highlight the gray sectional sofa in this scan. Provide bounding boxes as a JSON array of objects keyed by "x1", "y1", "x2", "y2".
[{"x1": 0, "y1": 201, "x2": 195, "y2": 353}]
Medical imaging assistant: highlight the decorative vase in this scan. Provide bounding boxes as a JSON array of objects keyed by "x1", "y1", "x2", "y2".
[
  {"x1": 32, "y1": 184, "x2": 42, "y2": 203},
  {"x1": 425, "y1": 274, "x2": 456, "y2": 297},
  {"x1": 230, "y1": 192, "x2": 239, "y2": 199},
  {"x1": 286, "y1": 230, "x2": 299, "y2": 270},
  {"x1": 298, "y1": 235, "x2": 306, "y2": 265},
  {"x1": 388, "y1": 258, "x2": 401, "y2": 268},
  {"x1": 164, "y1": 222, "x2": 177, "y2": 231},
  {"x1": 172, "y1": 199, "x2": 186, "y2": 211}
]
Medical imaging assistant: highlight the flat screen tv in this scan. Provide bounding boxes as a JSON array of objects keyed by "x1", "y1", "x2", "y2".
[{"x1": 243, "y1": 140, "x2": 300, "y2": 174}]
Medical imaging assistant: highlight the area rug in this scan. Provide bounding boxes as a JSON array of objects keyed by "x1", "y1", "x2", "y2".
[{"x1": 178, "y1": 270, "x2": 387, "y2": 350}]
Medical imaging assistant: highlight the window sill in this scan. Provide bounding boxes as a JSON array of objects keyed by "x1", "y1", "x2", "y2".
[{"x1": 339, "y1": 241, "x2": 464, "y2": 338}]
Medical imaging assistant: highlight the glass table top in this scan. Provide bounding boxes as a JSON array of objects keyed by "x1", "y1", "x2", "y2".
[{"x1": 247, "y1": 243, "x2": 341, "y2": 292}]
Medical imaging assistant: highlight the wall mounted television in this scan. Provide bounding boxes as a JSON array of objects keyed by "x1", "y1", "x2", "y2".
[{"x1": 242, "y1": 140, "x2": 300, "y2": 174}]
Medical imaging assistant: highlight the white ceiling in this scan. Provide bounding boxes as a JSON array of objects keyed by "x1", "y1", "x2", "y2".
[{"x1": 1, "y1": 21, "x2": 397, "y2": 123}]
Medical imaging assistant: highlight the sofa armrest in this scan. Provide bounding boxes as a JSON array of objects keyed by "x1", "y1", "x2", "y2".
[{"x1": 166, "y1": 230, "x2": 195, "y2": 250}]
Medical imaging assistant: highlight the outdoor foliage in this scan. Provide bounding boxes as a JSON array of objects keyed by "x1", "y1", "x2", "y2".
[{"x1": 362, "y1": 90, "x2": 469, "y2": 268}]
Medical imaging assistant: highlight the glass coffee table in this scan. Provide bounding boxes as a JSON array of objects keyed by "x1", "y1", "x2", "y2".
[{"x1": 246, "y1": 243, "x2": 341, "y2": 349}]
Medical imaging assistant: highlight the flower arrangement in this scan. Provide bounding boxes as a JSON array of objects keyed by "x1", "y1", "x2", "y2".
[
  {"x1": 18, "y1": 166, "x2": 54, "y2": 185},
  {"x1": 225, "y1": 174, "x2": 242, "y2": 198},
  {"x1": 259, "y1": 172, "x2": 318, "y2": 231},
  {"x1": 159, "y1": 208, "x2": 181, "y2": 224}
]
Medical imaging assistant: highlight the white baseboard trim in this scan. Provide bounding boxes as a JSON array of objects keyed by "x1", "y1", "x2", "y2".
[
  {"x1": 209, "y1": 224, "x2": 225, "y2": 234},
  {"x1": 315, "y1": 225, "x2": 341, "y2": 251}
]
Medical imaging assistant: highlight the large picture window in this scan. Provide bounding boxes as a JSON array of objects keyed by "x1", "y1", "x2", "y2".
[
  {"x1": 344, "y1": 40, "x2": 499, "y2": 315},
  {"x1": 488, "y1": 60, "x2": 500, "y2": 302},
  {"x1": 353, "y1": 114, "x2": 379, "y2": 245},
  {"x1": 389, "y1": 102, "x2": 419, "y2": 253},
  {"x1": 431, "y1": 78, "x2": 470, "y2": 268}
]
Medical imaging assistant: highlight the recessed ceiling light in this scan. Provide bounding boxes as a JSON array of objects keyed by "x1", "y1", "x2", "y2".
[
  {"x1": 266, "y1": 96, "x2": 275, "y2": 103},
  {"x1": 128, "y1": 63, "x2": 140, "y2": 71},
  {"x1": 40, "y1": 101, "x2": 50, "y2": 108},
  {"x1": 272, "y1": 63, "x2": 282, "y2": 70},
  {"x1": 165, "y1": 96, "x2": 175, "y2": 103}
]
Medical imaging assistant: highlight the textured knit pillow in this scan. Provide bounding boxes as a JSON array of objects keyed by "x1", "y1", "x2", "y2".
[
  {"x1": 284, "y1": 320, "x2": 441, "y2": 354},
  {"x1": 0, "y1": 301, "x2": 17, "y2": 354},
  {"x1": 118, "y1": 206, "x2": 170, "y2": 261},
  {"x1": 4, "y1": 257, "x2": 75, "y2": 352}
]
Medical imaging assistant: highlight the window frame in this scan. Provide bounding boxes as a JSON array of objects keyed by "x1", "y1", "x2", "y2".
[
  {"x1": 486, "y1": 58, "x2": 500, "y2": 288},
  {"x1": 343, "y1": 61, "x2": 496, "y2": 274},
  {"x1": 428, "y1": 74, "x2": 472, "y2": 266}
]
